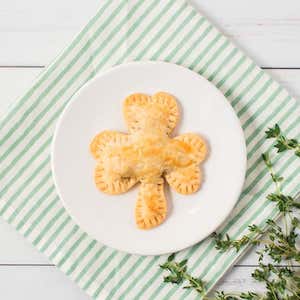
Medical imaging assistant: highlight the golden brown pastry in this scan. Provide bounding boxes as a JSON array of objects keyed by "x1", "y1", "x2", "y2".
[{"x1": 90, "y1": 92, "x2": 207, "y2": 229}]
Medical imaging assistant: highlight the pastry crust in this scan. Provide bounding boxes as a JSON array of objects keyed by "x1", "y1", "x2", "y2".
[
  {"x1": 94, "y1": 162, "x2": 137, "y2": 194},
  {"x1": 123, "y1": 93, "x2": 151, "y2": 133},
  {"x1": 123, "y1": 92, "x2": 179, "y2": 134},
  {"x1": 90, "y1": 92, "x2": 208, "y2": 229},
  {"x1": 135, "y1": 180, "x2": 167, "y2": 229},
  {"x1": 165, "y1": 166, "x2": 202, "y2": 195},
  {"x1": 151, "y1": 92, "x2": 179, "y2": 134},
  {"x1": 174, "y1": 133, "x2": 207, "y2": 164},
  {"x1": 90, "y1": 130, "x2": 129, "y2": 160}
]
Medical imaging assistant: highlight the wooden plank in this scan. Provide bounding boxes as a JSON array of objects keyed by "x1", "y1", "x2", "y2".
[
  {"x1": 0, "y1": 67, "x2": 42, "y2": 114},
  {"x1": 0, "y1": 67, "x2": 299, "y2": 265},
  {"x1": 0, "y1": 0, "x2": 300, "y2": 66},
  {"x1": 0, "y1": 218, "x2": 49, "y2": 264},
  {"x1": 267, "y1": 69, "x2": 300, "y2": 100},
  {"x1": 214, "y1": 266, "x2": 299, "y2": 294},
  {"x1": 0, "y1": 265, "x2": 297, "y2": 298},
  {"x1": 0, "y1": 265, "x2": 90, "y2": 300},
  {"x1": 0, "y1": 0, "x2": 99, "y2": 66},
  {"x1": 192, "y1": 0, "x2": 300, "y2": 68},
  {"x1": 213, "y1": 266, "x2": 265, "y2": 294},
  {"x1": 0, "y1": 265, "x2": 290, "y2": 298}
]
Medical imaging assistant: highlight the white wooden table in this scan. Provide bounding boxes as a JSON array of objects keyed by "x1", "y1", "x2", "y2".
[{"x1": 0, "y1": 1, "x2": 299, "y2": 298}]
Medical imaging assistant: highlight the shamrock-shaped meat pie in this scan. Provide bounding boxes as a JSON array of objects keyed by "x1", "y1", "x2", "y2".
[{"x1": 90, "y1": 92, "x2": 207, "y2": 229}]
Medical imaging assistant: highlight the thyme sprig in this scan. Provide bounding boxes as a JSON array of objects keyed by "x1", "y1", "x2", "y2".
[
  {"x1": 266, "y1": 124, "x2": 300, "y2": 157},
  {"x1": 160, "y1": 125, "x2": 300, "y2": 299},
  {"x1": 160, "y1": 253, "x2": 205, "y2": 295}
]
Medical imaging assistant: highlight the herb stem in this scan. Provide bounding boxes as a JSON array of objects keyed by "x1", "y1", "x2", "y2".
[
  {"x1": 268, "y1": 282, "x2": 279, "y2": 300},
  {"x1": 161, "y1": 124, "x2": 300, "y2": 299},
  {"x1": 283, "y1": 215, "x2": 288, "y2": 236}
]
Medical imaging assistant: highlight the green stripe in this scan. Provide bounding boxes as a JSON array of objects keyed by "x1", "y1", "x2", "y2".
[
  {"x1": 92, "y1": 254, "x2": 131, "y2": 298},
  {"x1": 176, "y1": 24, "x2": 213, "y2": 65},
  {"x1": 216, "y1": 55, "x2": 247, "y2": 88},
  {"x1": 0, "y1": 138, "x2": 51, "y2": 195},
  {"x1": 247, "y1": 101, "x2": 298, "y2": 158},
  {"x1": 246, "y1": 95, "x2": 292, "y2": 145},
  {"x1": 33, "y1": 208, "x2": 65, "y2": 246},
  {"x1": 242, "y1": 87, "x2": 283, "y2": 129},
  {"x1": 16, "y1": 185, "x2": 55, "y2": 231},
  {"x1": 105, "y1": 256, "x2": 145, "y2": 299},
  {"x1": 151, "y1": 10, "x2": 198, "y2": 60},
  {"x1": 164, "y1": 18, "x2": 207, "y2": 62},
  {"x1": 231, "y1": 70, "x2": 265, "y2": 107},
  {"x1": 7, "y1": 172, "x2": 52, "y2": 223},
  {"x1": 190, "y1": 32, "x2": 223, "y2": 69},
  {"x1": 243, "y1": 121, "x2": 299, "y2": 201},
  {"x1": 118, "y1": 256, "x2": 161, "y2": 300},
  {"x1": 238, "y1": 80, "x2": 275, "y2": 117},
  {"x1": 238, "y1": 107, "x2": 297, "y2": 190},
  {"x1": 224, "y1": 63, "x2": 256, "y2": 98},
  {"x1": 0, "y1": 0, "x2": 112, "y2": 131},
  {"x1": 134, "y1": 1, "x2": 187, "y2": 60},
  {"x1": 24, "y1": 197, "x2": 59, "y2": 237},
  {"x1": 247, "y1": 116, "x2": 299, "y2": 176},
  {"x1": 108, "y1": 0, "x2": 177, "y2": 66},
  {"x1": 0, "y1": 156, "x2": 50, "y2": 215},
  {"x1": 244, "y1": 117, "x2": 299, "y2": 186},
  {"x1": 149, "y1": 242, "x2": 211, "y2": 299},
  {"x1": 66, "y1": 240, "x2": 97, "y2": 276},
  {"x1": 75, "y1": 247, "x2": 106, "y2": 283},
  {"x1": 149, "y1": 247, "x2": 208, "y2": 299},
  {"x1": 130, "y1": 0, "x2": 163, "y2": 31},
  {"x1": 49, "y1": 225, "x2": 79, "y2": 261},
  {"x1": 207, "y1": 48, "x2": 239, "y2": 81},
  {"x1": 0, "y1": 116, "x2": 52, "y2": 178},
  {"x1": 246, "y1": 108, "x2": 299, "y2": 182},
  {"x1": 95, "y1": 1, "x2": 162, "y2": 64},
  {"x1": 154, "y1": 248, "x2": 207, "y2": 299},
  {"x1": 198, "y1": 39, "x2": 230, "y2": 75},
  {"x1": 57, "y1": 232, "x2": 88, "y2": 268},
  {"x1": 0, "y1": 1, "x2": 126, "y2": 146},
  {"x1": 40, "y1": 215, "x2": 71, "y2": 253},
  {"x1": 83, "y1": 250, "x2": 118, "y2": 290},
  {"x1": 133, "y1": 267, "x2": 163, "y2": 300}
]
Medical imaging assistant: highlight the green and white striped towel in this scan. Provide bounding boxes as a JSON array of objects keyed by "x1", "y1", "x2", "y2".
[{"x1": 0, "y1": 0, "x2": 299, "y2": 299}]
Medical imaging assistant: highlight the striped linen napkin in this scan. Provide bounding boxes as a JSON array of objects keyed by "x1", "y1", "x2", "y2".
[{"x1": 0, "y1": 0, "x2": 299, "y2": 299}]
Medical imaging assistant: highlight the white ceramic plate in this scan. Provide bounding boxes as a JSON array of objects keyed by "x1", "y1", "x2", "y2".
[{"x1": 52, "y1": 61, "x2": 246, "y2": 255}]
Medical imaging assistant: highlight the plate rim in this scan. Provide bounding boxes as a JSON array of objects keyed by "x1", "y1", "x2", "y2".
[{"x1": 51, "y1": 60, "x2": 247, "y2": 255}]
